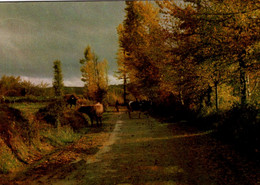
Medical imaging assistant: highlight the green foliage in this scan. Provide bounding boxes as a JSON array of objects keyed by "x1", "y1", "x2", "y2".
[
  {"x1": 52, "y1": 60, "x2": 64, "y2": 97},
  {"x1": 40, "y1": 126, "x2": 81, "y2": 147}
]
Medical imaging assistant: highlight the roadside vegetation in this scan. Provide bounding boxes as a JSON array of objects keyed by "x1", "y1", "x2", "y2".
[{"x1": 0, "y1": 101, "x2": 85, "y2": 174}]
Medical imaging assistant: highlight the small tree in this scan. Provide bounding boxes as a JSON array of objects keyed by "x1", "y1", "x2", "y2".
[
  {"x1": 53, "y1": 60, "x2": 64, "y2": 97},
  {"x1": 80, "y1": 46, "x2": 108, "y2": 102}
]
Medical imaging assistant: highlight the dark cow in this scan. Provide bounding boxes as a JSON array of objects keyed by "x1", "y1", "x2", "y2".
[
  {"x1": 64, "y1": 94, "x2": 78, "y2": 108},
  {"x1": 140, "y1": 100, "x2": 153, "y2": 112},
  {"x1": 77, "y1": 102, "x2": 104, "y2": 127},
  {"x1": 127, "y1": 100, "x2": 152, "y2": 118}
]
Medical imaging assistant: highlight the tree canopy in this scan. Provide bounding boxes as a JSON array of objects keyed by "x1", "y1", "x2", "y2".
[{"x1": 117, "y1": 0, "x2": 259, "y2": 110}]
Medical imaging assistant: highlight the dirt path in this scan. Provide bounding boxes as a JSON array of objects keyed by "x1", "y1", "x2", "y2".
[{"x1": 2, "y1": 111, "x2": 259, "y2": 185}]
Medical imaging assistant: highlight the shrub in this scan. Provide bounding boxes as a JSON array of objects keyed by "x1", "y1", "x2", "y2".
[
  {"x1": 0, "y1": 138, "x2": 23, "y2": 174},
  {"x1": 216, "y1": 103, "x2": 259, "y2": 155},
  {"x1": 62, "y1": 109, "x2": 88, "y2": 131},
  {"x1": 0, "y1": 104, "x2": 30, "y2": 141},
  {"x1": 36, "y1": 99, "x2": 88, "y2": 130},
  {"x1": 0, "y1": 104, "x2": 32, "y2": 172},
  {"x1": 36, "y1": 99, "x2": 65, "y2": 127}
]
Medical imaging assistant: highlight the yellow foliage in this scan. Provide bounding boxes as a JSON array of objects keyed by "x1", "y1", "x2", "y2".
[
  {"x1": 80, "y1": 46, "x2": 108, "y2": 101},
  {"x1": 117, "y1": 0, "x2": 259, "y2": 107}
]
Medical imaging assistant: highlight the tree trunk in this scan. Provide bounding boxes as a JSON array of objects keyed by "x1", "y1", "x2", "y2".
[
  {"x1": 239, "y1": 57, "x2": 247, "y2": 105},
  {"x1": 206, "y1": 85, "x2": 212, "y2": 107},
  {"x1": 179, "y1": 90, "x2": 185, "y2": 106},
  {"x1": 123, "y1": 74, "x2": 127, "y2": 105},
  {"x1": 214, "y1": 81, "x2": 219, "y2": 111}
]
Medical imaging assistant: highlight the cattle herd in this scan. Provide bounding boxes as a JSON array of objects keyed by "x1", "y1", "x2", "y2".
[
  {"x1": 64, "y1": 94, "x2": 153, "y2": 126},
  {"x1": 0, "y1": 93, "x2": 153, "y2": 127}
]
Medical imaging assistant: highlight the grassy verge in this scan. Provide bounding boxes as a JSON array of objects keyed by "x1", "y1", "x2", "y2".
[
  {"x1": 41, "y1": 125, "x2": 82, "y2": 147},
  {"x1": 0, "y1": 101, "x2": 115, "y2": 175},
  {"x1": 0, "y1": 138, "x2": 24, "y2": 174},
  {"x1": 0, "y1": 102, "x2": 88, "y2": 174}
]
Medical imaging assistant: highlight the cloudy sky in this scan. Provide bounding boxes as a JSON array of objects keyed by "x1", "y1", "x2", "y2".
[{"x1": 0, "y1": 1, "x2": 125, "y2": 86}]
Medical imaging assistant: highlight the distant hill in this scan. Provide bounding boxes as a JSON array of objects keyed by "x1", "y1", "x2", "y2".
[
  {"x1": 64, "y1": 85, "x2": 124, "y2": 95},
  {"x1": 64, "y1": 87, "x2": 84, "y2": 95}
]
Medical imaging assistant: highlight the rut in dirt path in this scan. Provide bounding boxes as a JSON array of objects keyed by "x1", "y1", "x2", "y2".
[{"x1": 86, "y1": 120, "x2": 123, "y2": 164}]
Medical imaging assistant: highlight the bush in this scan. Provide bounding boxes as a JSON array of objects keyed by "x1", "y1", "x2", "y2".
[
  {"x1": 36, "y1": 99, "x2": 88, "y2": 130},
  {"x1": 0, "y1": 104, "x2": 30, "y2": 141},
  {"x1": 216, "y1": 103, "x2": 259, "y2": 155},
  {"x1": 0, "y1": 104, "x2": 32, "y2": 172},
  {"x1": 62, "y1": 109, "x2": 88, "y2": 131},
  {"x1": 36, "y1": 99, "x2": 65, "y2": 127}
]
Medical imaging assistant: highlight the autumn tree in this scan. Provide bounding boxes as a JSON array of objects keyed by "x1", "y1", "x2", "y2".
[
  {"x1": 80, "y1": 46, "x2": 108, "y2": 102},
  {"x1": 0, "y1": 75, "x2": 49, "y2": 97},
  {"x1": 115, "y1": 49, "x2": 128, "y2": 104},
  {"x1": 155, "y1": 1, "x2": 207, "y2": 107},
  {"x1": 117, "y1": 1, "x2": 162, "y2": 100},
  {"x1": 0, "y1": 75, "x2": 23, "y2": 96},
  {"x1": 117, "y1": 1, "x2": 141, "y2": 100},
  {"x1": 156, "y1": 0, "x2": 259, "y2": 108},
  {"x1": 53, "y1": 60, "x2": 64, "y2": 97},
  {"x1": 194, "y1": 0, "x2": 259, "y2": 105},
  {"x1": 116, "y1": 0, "x2": 259, "y2": 113}
]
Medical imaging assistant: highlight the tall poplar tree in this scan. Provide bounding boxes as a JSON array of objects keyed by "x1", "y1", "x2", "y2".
[
  {"x1": 52, "y1": 60, "x2": 64, "y2": 97},
  {"x1": 117, "y1": 1, "x2": 161, "y2": 99}
]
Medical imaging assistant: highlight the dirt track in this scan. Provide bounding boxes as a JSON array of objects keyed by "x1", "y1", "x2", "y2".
[{"x1": 1, "y1": 111, "x2": 259, "y2": 185}]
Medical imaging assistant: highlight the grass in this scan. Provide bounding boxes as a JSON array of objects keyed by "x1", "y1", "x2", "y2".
[
  {"x1": 41, "y1": 125, "x2": 82, "y2": 147},
  {"x1": 0, "y1": 102, "x2": 86, "y2": 174},
  {"x1": 0, "y1": 138, "x2": 23, "y2": 174},
  {"x1": 9, "y1": 102, "x2": 49, "y2": 119},
  {"x1": 0, "y1": 101, "x2": 114, "y2": 174}
]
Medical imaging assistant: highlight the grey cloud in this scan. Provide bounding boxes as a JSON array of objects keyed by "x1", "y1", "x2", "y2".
[{"x1": 0, "y1": 1, "x2": 125, "y2": 85}]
